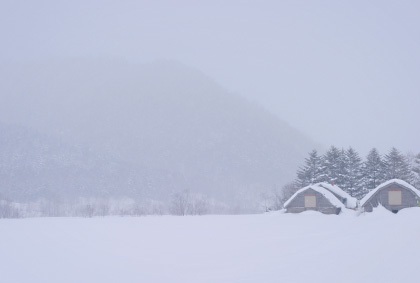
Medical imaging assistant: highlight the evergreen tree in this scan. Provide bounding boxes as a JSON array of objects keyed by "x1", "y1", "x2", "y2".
[
  {"x1": 337, "y1": 148, "x2": 348, "y2": 189},
  {"x1": 344, "y1": 147, "x2": 364, "y2": 199},
  {"x1": 383, "y1": 147, "x2": 414, "y2": 183},
  {"x1": 320, "y1": 146, "x2": 342, "y2": 185},
  {"x1": 363, "y1": 148, "x2": 385, "y2": 192},
  {"x1": 408, "y1": 152, "x2": 420, "y2": 189},
  {"x1": 296, "y1": 149, "x2": 323, "y2": 187}
]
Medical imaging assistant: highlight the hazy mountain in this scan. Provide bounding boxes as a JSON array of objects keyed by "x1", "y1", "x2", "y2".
[
  {"x1": 0, "y1": 59, "x2": 318, "y2": 203},
  {"x1": 0, "y1": 122, "x2": 185, "y2": 201}
]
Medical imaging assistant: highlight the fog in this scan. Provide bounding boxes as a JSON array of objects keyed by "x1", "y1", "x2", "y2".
[
  {"x1": 2, "y1": 4, "x2": 420, "y2": 282},
  {"x1": 0, "y1": 1, "x2": 419, "y2": 210},
  {"x1": 1, "y1": 0, "x2": 419, "y2": 154}
]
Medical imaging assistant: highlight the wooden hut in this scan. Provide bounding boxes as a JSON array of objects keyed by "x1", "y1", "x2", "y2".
[
  {"x1": 360, "y1": 179, "x2": 420, "y2": 213},
  {"x1": 284, "y1": 183, "x2": 357, "y2": 215}
]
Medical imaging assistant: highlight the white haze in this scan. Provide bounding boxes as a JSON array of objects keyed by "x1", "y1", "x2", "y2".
[
  {"x1": 0, "y1": 59, "x2": 318, "y2": 209},
  {"x1": 1, "y1": 0, "x2": 419, "y2": 154},
  {"x1": 0, "y1": 1, "x2": 419, "y2": 208}
]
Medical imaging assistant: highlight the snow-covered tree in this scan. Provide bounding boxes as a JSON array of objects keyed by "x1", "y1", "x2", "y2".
[
  {"x1": 189, "y1": 194, "x2": 210, "y2": 215},
  {"x1": 383, "y1": 147, "x2": 413, "y2": 183},
  {"x1": 407, "y1": 152, "x2": 420, "y2": 189},
  {"x1": 277, "y1": 182, "x2": 299, "y2": 208},
  {"x1": 296, "y1": 149, "x2": 323, "y2": 187},
  {"x1": 344, "y1": 147, "x2": 364, "y2": 199},
  {"x1": 320, "y1": 146, "x2": 342, "y2": 186},
  {"x1": 170, "y1": 190, "x2": 211, "y2": 216},
  {"x1": 362, "y1": 148, "x2": 385, "y2": 193},
  {"x1": 0, "y1": 200, "x2": 20, "y2": 218},
  {"x1": 170, "y1": 190, "x2": 191, "y2": 216},
  {"x1": 337, "y1": 148, "x2": 348, "y2": 189}
]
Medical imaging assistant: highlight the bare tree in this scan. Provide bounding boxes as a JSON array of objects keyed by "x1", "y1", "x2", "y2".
[
  {"x1": 190, "y1": 194, "x2": 210, "y2": 215},
  {"x1": 0, "y1": 200, "x2": 20, "y2": 218},
  {"x1": 260, "y1": 182, "x2": 299, "y2": 212},
  {"x1": 97, "y1": 199, "x2": 110, "y2": 216},
  {"x1": 80, "y1": 204, "x2": 95, "y2": 217},
  {"x1": 259, "y1": 192, "x2": 271, "y2": 212},
  {"x1": 280, "y1": 182, "x2": 299, "y2": 205},
  {"x1": 170, "y1": 190, "x2": 192, "y2": 216},
  {"x1": 270, "y1": 188, "x2": 286, "y2": 211}
]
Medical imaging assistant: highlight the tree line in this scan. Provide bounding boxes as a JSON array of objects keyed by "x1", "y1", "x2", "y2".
[
  {"x1": 296, "y1": 146, "x2": 420, "y2": 200},
  {"x1": 0, "y1": 192, "x2": 220, "y2": 218}
]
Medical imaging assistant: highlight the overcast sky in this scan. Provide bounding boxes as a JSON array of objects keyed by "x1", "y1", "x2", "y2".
[{"x1": 1, "y1": 0, "x2": 419, "y2": 155}]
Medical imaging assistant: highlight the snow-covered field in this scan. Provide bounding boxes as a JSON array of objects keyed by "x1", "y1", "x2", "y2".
[{"x1": 1, "y1": 208, "x2": 419, "y2": 283}]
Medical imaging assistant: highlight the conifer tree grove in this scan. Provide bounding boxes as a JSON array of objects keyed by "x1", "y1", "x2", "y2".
[
  {"x1": 337, "y1": 148, "x2": 348, "y2": 190},
  {"x1": 296, "y1": 149, "x2": 322, "y2": 187},
  {"x1": 295, "y1": 146, "x2": 418, "y2": 200},
  {"x1": 383, "y1": 147, "x2": 413, "y2": 183},
  {"x1": 412, "y1": 153, "x2": 420, "y2": 189},
  {"x1": 320, "y1": 146, "x2": 342, "y2": 186},
  {"x1": 344, "y1": 147, "x2": 364, "y2": 199},
  {"x1": 362, "y1": 148, "x2": 386, "y2": 192}
]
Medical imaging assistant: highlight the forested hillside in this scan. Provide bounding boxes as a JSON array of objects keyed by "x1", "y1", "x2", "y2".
[{"x1": 0, "y1": 60, "x2": 318, "y2": 209}]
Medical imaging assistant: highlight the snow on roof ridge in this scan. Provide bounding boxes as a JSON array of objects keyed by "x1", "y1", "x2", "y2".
[
  {"x1": 284, "y1": 184, "x2": 345, "y2": 209},
  {"x1": 316, "y1": 182, "x2": 358, "y2": 209},
  {"x1": 360, "y1": 179, "x2": 420, "y2": 207}
]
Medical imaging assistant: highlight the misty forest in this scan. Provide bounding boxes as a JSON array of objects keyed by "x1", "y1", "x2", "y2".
[{"x1": 1, "y1": 1, "x2": 420, "y2": 283}]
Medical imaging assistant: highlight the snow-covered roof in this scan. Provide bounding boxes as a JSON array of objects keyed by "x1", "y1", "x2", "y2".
[
  {"x1": 284, "y1": 184, "x2": 345, "y2": 209},
  {"x1": 360, "y1": 179, "x2": 420, "y2": 207},
  {"x1": 317, "y1": 183, "x2": 358, "y2": 209}
]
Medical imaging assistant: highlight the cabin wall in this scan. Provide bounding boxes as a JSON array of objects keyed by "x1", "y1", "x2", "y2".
[
  {"x1": 363, "y1": 184, "x2": 419, "y2": 212},
  {"x1": 286, "y1": 188, "x2": 341, "y2": 215}
]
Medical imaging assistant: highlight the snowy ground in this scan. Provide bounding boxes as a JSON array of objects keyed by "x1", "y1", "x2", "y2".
[{"x1": 1, "y1": 208, "x2": 419, "y2": 283}]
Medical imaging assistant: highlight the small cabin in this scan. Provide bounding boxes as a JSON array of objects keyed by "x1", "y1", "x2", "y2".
[
  {"x1": 360, "y1": 179, "x2": 420, "y2": 213},
  {"x1": 284, "y1": 183, "x2": 357, "y2": 215}
]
